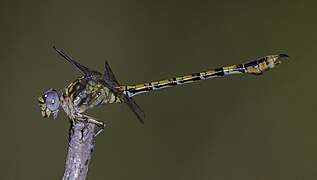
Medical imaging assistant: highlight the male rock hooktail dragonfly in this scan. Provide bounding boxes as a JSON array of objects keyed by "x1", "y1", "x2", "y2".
[{"x1": 38, "y1": 47, "x2": 289, "y2": 137}]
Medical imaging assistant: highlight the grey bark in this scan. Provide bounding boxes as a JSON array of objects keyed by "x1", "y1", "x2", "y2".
[{"x1": 62, "y1": 122, "x2": 95, "y2": 180}]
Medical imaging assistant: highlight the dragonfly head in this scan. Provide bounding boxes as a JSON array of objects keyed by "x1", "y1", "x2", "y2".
[{"x1": 38, "y1": 88, "x2": 60, "y2": 119}]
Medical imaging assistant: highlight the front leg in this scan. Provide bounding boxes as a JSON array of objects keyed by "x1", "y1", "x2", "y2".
[{"x1": 75, "y1": 114, "x2": 106, "y2": 137}]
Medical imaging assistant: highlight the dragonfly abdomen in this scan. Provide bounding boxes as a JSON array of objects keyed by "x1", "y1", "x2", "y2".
[
  {"x1": 118, "y1": 54, "x2": 289, "y2": 97},
  {"x1": 117, "y1": 65, "x2": 245, "y2": 97}
]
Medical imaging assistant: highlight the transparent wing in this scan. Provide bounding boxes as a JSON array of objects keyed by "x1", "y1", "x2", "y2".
[
  {"x1": 103, "y1": 61, "x2": 120, "y2": 86},
  {"x1": 111, "y1": 86, "x2": 145, "y2": 124},
  {"x1": 53, "y1": 47, "x2": 102, "y2": 78},
  {"x1": 119, "y1": 93, "x2": 145, "y2": 124},
  {"x1": 101, "y1": 61, "x2": 145, "y2": 124}
]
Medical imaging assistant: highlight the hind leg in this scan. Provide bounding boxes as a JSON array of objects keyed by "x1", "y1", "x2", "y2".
[{"x1": 75, "y1": 114, "x2": 106, "y2": 138}]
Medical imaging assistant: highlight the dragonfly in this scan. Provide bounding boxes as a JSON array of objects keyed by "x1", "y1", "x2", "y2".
[{"x1": 38, "y1": 47, "x2": 289, "y2": 137}]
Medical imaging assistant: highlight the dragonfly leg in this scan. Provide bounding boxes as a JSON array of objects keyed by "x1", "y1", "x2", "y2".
[
  {"x1": 75, "y1": 114, "x2": 106, "y2": 138},
  {"x1": 93, "y1": 123, "x2": 105, "y2": 138},
  {"x1": 86, "y1": 117, "x2": 106, "y2": 138}
]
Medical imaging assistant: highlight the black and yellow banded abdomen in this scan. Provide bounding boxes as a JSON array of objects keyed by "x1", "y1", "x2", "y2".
[{"x1": 117, "y1": 54, "x2": 289, "y2": 97}]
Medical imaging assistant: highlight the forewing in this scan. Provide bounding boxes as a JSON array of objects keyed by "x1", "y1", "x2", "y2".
[
  {"x1": 53, "y1": 47, "x2": 102, "y2": 77},
  {"x1": 103, "y1": 60, "x2": 120, "y2": 86}
]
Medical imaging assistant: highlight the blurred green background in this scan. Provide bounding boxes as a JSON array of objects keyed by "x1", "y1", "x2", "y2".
[{"x1": 1, "y1": 0, "x2": 316, "y2": 179}]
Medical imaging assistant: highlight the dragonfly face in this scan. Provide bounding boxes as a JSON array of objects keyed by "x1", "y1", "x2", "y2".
[{"x1": 38, "y1": 88, "x2": 60, "y2": 119}]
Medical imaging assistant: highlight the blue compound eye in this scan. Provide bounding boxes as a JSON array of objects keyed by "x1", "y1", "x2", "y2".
[{"x1": 45, "y1": 90, "x2": 60, "y2": 111}]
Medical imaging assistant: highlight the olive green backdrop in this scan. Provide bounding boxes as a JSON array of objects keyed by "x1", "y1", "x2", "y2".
[{"x1": 0, "y1": 0, "x2": 316, "y2": 179}]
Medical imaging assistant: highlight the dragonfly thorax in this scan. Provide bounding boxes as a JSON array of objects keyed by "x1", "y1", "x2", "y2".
[{"x1": 61, "y1": 76, "x2": 117, "y2": 117}]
